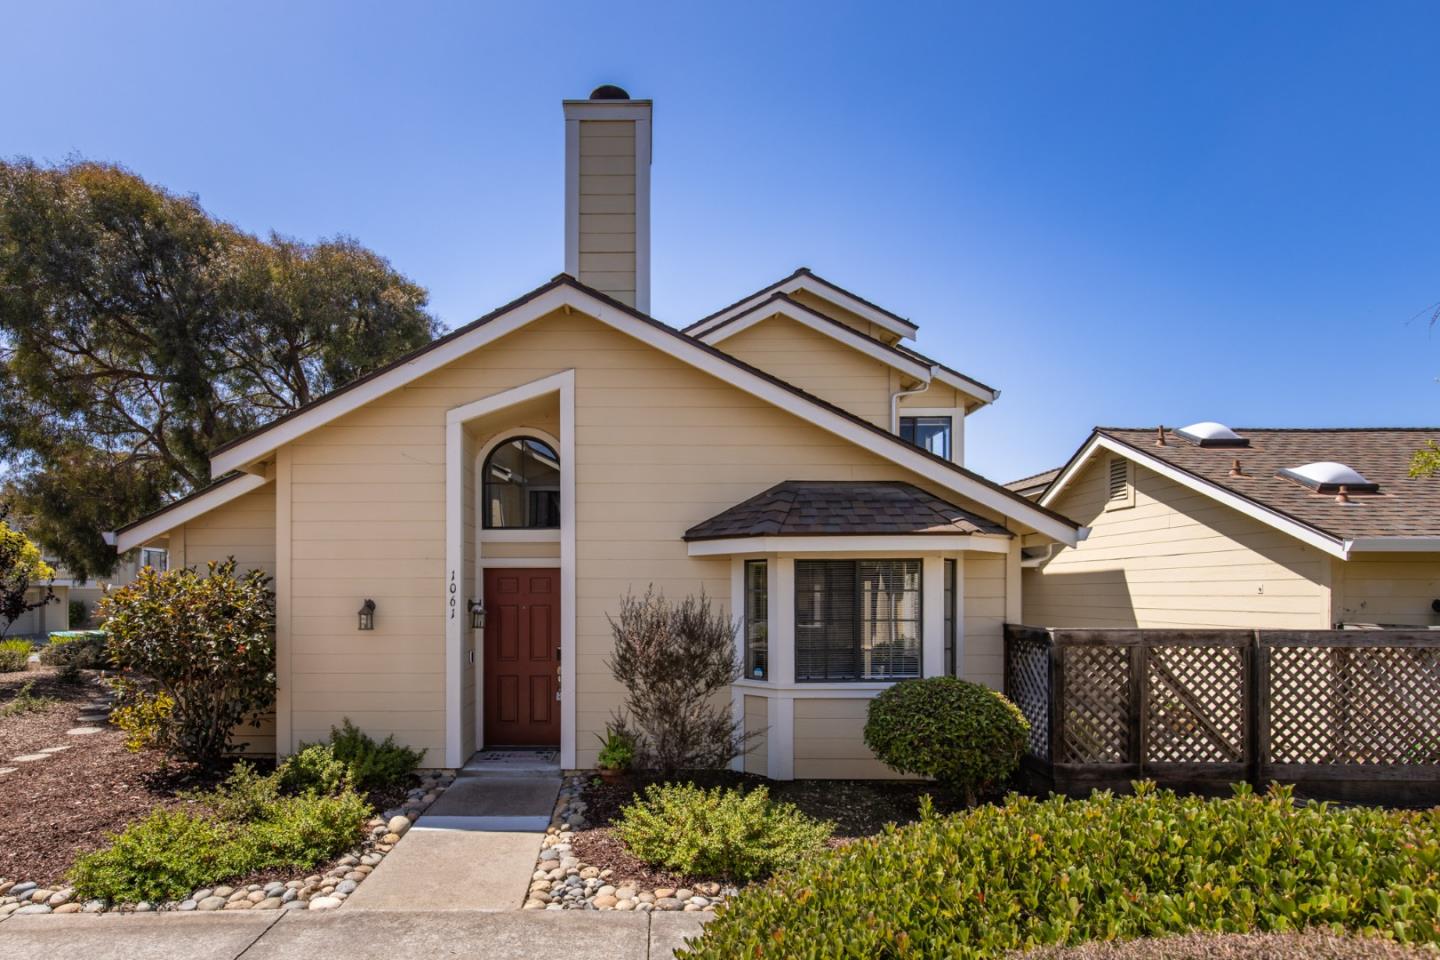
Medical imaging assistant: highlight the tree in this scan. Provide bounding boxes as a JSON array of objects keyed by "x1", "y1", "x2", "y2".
[
  {"x1": 100, "y1": 559, "x2": 276, "y2": 765},
  {"x1": 0, "y1": 159, "x2": 439, "y2": 578},
  {"x1": 0, "y1": 503, "x2": 56, "y2": 639},
  {"x1": 605, "y1": 588, "x2": 751, "y2": 774}
]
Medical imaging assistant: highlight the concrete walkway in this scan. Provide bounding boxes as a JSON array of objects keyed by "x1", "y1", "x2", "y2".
[
  {"x1": 343, "y1": 771, "x2": 560, "y2": 911},
  {"x1": 0, "y1": 909, "x2": 709, "y2": 959}
]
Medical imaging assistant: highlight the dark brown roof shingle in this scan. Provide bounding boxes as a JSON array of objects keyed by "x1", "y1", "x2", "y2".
[
  {"x1": 684, "y1": 481, "x2": 1011, "y2": 540},
  {"x1": 1097, "y1": 427, "x2": 1440, "y2": 541}
]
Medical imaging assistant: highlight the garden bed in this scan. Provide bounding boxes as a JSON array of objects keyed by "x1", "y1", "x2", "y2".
[{"x1": 530, "y1": 769, "x2": 971, "y2": 911}]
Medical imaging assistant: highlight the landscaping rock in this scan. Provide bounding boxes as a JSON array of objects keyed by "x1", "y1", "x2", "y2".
[
  {"x1": 255, "y1": 897, "x2": 284, "y2": 910},
  {"x1": 15, "y1": 904, "x2": 52, "y2": 915},
  {"x1": 197, "y1": 896, "x2": 227, "y2": 911},
  {"x1": 308, "y1": 896, "x2": 342, "y2": 911},
  {"x1": 53, "y1": 903, "x2": 82, "y2": 914},
  {"x1": 386, "y1": 815, "x2": 411, "y2": 836}
]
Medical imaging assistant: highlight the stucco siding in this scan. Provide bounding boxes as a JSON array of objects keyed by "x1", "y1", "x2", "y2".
[{"x1": 1025, "y1": 456, "x2": 1330, "y2": 629}]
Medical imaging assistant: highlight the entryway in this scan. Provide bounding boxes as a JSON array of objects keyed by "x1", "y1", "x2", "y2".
[{"x1": 481, "y1": 568, "x2": 561, "y2": 748}]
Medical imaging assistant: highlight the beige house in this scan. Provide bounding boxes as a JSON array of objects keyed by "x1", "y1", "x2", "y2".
[
  {"x1": 1024, "y1": 423, "x2": 1440, "y2": 630},
  {"x1": 110, "y1": 87, "x2": 1078, "y2": 775},
  {"x1": 3, "y1": 548, "x2": 167, "y2": 639}
]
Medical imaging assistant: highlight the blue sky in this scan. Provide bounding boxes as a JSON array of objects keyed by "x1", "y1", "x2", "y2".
[{"x1": 5, "y1": 1, "x2": 1440, "y2": 481}]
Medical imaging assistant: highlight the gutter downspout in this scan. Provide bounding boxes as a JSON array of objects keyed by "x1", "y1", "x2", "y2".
[{"x1": 890, "y1": 377, "x2": 932, "y2": 434}]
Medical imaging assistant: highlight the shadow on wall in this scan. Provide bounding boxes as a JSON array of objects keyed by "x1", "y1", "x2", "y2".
[{"x1": 1021, "y1": 567, "x2": 1138, "y2": 629}]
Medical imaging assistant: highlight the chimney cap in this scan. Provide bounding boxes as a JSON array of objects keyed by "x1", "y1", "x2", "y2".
[{"x1": 589, "y1": 84, "x2": 631, "y2": 100}]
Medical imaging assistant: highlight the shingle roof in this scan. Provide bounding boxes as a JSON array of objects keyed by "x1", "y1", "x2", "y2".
[
  {"x1": 683, "y1": 481, "x2": 1012, "y2": 540},
  {"x1": 1097, "y1": 427, "x2": 1440, "y2": 541},
  {"x1": 1005, "y1": 467, "x2": 1061, "y2": 499}
]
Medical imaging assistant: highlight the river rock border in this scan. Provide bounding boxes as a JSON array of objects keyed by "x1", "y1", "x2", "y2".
[
  {"x1": 525, "y1": 775, "x2": 736, "y2": 912},
  {"x1": 0, "y1": 770, "x2": 454, "y2": 916}
]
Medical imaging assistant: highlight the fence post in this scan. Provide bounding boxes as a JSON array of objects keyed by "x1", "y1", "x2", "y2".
[
  {"x1": 1247, "y1": 631, "x2": 1265, "y2": 788},
  {"x1": 1049, "y1": 632, "x2": 1064, "y2": 766},
  {"x1": 1130, "y1": 636, "x2": 1146, "y2": 775}
]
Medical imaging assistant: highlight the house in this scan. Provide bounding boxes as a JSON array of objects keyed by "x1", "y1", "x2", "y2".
[
  {"x1": 2, "y1": 524, "x2": 165, "y2": 639},
  {"x1": 1023, "y1": 422, "x2": 1440, "y2": 630},
  {"x1": 109, "y1": 87, "x2": 1079, "y2": 776}
]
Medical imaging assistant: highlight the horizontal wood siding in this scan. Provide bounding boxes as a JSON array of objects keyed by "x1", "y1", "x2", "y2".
[
  {"x1": 792, "y1": 697, "x2": 906, "y2": 779},
  {"x1": 1025, "y1": 456, "x2": 1329, "y2": 629},
  {"x1": 577, "y1": 120, "x2": 636, "y2": 306},
  {"x1": 1335, "y1": 554, "x2": 1440, "y2": 627},
  {"x1": 965, "y1": 553, "x2": 1007, "y2": 688},
  {"x1": 743, "y1": 695, "x2": 768, "y2": 777}
]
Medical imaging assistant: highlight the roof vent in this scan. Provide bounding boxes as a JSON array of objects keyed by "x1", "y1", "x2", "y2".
[
  {"x1": 1277, "y1": 461, "x2": 1379, "y2": 495},
  {"x1": 589, "y1": 84, "x2": 630, "y2": 100},
  {"x1": 1174, "y1": 421, "x2": 1249, "y2": 448}
]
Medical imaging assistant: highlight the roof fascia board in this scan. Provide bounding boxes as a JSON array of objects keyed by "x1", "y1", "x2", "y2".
[
  {"x1": 1042, "y1": 434, "x2": 1348, "y2": 560},
  {"x1": 928, "y1": 366, "x2": 998, "y2": 406},
  {"x1": 209, "y1": 282, "x2": 1075, "y2": 544},
  {"x1": 699, "y1": 297, "x2": 932, "y2": 381},
  {"x1": 687, "y1": 534, "x2": 1012, "y2": 556},
  {"x1": 115, "y1": 473, "x2": 272, "y2": 553},
  {"x1": 1343, "y1": 537, "x2": 1440, "y2": 555},
  {"x1": 690, "y1": 275, "x2": 918, "y2": 341}
]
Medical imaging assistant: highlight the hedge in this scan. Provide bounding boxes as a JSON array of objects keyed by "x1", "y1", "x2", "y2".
[{"x1": 679, "y1": 783, "x2": 1440, "y2": 960}]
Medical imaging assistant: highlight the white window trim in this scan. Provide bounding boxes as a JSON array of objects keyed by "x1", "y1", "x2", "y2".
[{"x1": 896, "y1": 406, "x2": 966, "y2": 465}]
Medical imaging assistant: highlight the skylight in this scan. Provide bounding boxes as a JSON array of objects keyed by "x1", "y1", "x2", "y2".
[
  {"x1": 1174, "y1": 421, "x2": 1249, "y2": 448},
  {"x1": 1276, "y1": 462, "x2": 1378, "y2": 494}
]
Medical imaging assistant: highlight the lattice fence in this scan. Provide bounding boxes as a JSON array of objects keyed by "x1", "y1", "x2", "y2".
[
  {"x1": 1003, "y1": 626, "x2": 1440, "y2": 801},
  {"x1": 1004, "y1": 629, "x2": 1051, "y2": 759}
]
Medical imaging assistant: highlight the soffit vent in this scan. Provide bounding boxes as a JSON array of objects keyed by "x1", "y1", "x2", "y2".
[
  {"x1": 1276, "y1": 461, "x2": 1379, "y2": 494},
  {"x1": 1174, "y1": 421, "x2": 1249, "y2": 447}
]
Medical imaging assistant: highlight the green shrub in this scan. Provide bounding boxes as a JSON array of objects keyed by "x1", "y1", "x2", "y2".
[
  {"x1": 99, "y1": 559, "x2": 275, "y2": 766},
  {"x1": 0, "y1": 638, "x2": 32, "y2": 672},
  {"x1": 277, "y1": 744, "x2": 350, "y2": 796},
  {"x1": 69, "y1": 598, "x2": 88, "y2": 627},
  {"x1": 110, "y1": 679, "x2": 174, "y2": 752},
  {"x1": 679, "y1": 783, "x2": 1440, "y2": 960},
  {"x1": 68, "y1": 808, "x2": 245, "y2": 903},
  {"x1": 864, "y1": 676, "x2": 1029, "y2": 804},
  {"x1": 614, "y1": 783, "x2": 832, "y2": 881},
  {"x1": 72, "y1": 761, "x2": 370, "y2": 904},
  {"x1": 40, "y1": 630, "x2": 110, "y2": 669},
  {"x1": 316, "y1": 718, "x2": 422, "y2": 792},
  {"x1": 596, "y1": 727, "x2": 637, "y2": 771},
  {"x1": 0, "y1": 679, "x2": 56, "y2": 716}
]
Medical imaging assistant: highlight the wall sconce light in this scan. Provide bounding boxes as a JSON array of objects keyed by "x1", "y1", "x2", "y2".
[
  {"x1": 358, "y1": 599, "x2": 376, "y2": 631},
  {"x1": 468, "y1": 598, "x2": 486, "y2": 630}
]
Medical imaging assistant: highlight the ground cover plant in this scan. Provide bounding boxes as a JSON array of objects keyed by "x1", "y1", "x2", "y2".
[
  {"x1": 314, "y1": 718, "x2": 423, "y2": 793},
  {"x1": 614, "y1": 783, "x2": 832, "y2": 882},
  {"x1": 864, "y1": 676, "x2": 1030, "y2": 805},
  {"x1": 681, "y1": 783, "x2": 1440, "y2": 959},
  {"x1": 68, "y1": 758, "x2": 369, "y2": 903},
  {"x1": 1011, "y1": 930, "x2": 1437, "y2": 960},
  {"x1": 0, "y1": 637, "x2": 32, "y2": 671},
  {"x1": 0, "y1": 679, "x2": 56, "y2": 716}
]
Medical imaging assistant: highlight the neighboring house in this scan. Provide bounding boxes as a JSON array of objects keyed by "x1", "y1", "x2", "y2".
[
  {"x1": 1023, "y1": 422, "x2": 1440, "y2": 630},
  {"x1": 4, "y1": 548, "x2": 168, "y2": 638},
  {"x1": 109, "y1": 87, "x2": 1079, "y2": 775},
  {"x1": 1005, "y1": 467, "x2": 1060, "y2": 501}
]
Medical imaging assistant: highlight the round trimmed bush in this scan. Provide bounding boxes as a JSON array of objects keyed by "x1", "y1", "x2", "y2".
[
  {"x1": 678, "y1": 784, "x2": 1440, "y2": 960},
  {"x1": 614, "y1": 782, "x2": 832, "y2": 881},
  {"x1": 864, "y1": 676, "x2": 1029, "y2": 803}
]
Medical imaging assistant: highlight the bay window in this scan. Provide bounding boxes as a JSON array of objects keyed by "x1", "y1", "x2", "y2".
[
  {"x1": 744, "y1": 559, "x2": 768, "y2": 680},
  {"x1": 795, "y1": 559, "x2": 922, "y2": 681}
]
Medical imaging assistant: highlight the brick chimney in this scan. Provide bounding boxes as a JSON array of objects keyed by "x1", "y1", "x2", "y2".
[{"x1": 563, "y1": 85, "x2": 652, "y2": 313}]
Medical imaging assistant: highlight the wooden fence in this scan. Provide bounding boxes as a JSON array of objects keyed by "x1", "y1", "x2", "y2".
[{"x1": 1003, "y1": 624, "x2": 1440, "y2": 805}]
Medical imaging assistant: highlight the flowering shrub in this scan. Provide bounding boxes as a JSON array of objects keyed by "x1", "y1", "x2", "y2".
[{"x1": 99, "y1": 559, "x2": 275, "y2": 765}]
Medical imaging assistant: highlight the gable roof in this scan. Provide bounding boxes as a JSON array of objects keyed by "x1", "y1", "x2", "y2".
[
  {"x1": 1043, "y1": 426, "x2": 1440, "y2": 558},
  {"x1": 1005, "y1": 467, "x2": 1061, "y2": 500},
  {"x1": 133, "y1": 275, "x2": 1075, "y2": 545},
  {"x1": 697, "y1": 291, "x2": 998, "y2": 407},
  {"x1": 684, "y1": 481, "x2": 1011, "y2": 540},
  {"x1": 683, "y1": 267, "x2": 920, "y2": 341}
]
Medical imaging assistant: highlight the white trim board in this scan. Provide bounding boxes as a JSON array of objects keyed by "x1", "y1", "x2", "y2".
[
  {"x1": 206, "y1": 280, "x2": 1075, "y2": 543},
  {"x1": 698, "y1": 295, "x2": 932, "y2": 382},
  {"x1": 1042, "y1": 433, "x2": 1355, "y2": 560},
  {"x1": 689, "y1": 272, "x2": 919, "y2": 342},
  {"x1": 114, "y1": 473, "x2": 272, "y2": 553},
  {"x1": 686, "y1": 534, "x2": 1012, "y2": 556}
]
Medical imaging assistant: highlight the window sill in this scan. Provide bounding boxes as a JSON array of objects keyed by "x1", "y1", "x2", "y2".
[
  {"x1": 733, "y1": 678, "x2": 899, "y2": 697},
  {"x1": 480, "y1": 529, "x2": 562, "y2": 542}
]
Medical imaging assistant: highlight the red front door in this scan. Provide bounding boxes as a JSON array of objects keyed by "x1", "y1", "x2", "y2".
[{"x1": 483, "y1": 568, "x2": 561, "y2": 746}]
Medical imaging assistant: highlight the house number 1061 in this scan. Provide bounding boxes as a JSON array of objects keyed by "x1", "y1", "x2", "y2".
[{"x1": 449, "y1": 570, "x2": 457, "y2": 619}]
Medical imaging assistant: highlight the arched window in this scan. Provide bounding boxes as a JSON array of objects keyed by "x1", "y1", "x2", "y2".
[{"x1": 483, "y1": 436, "x2": 560, "y2": 529}]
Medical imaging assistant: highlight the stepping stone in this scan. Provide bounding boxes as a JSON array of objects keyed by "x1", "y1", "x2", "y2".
[
  {"x1": 0, "y1": 767, "x2": 17, "y2": 774},
  {"x1": 11, "y1": 753, "x2": 51, "y2": 762},
  {"x1": 40, "y1": 745, "x2": 71, "y2": 753},
  {"x1": 77, "y1": 715, "x2": 108, "y2": 723},
  {"x1": 66, "y1": 727, "x2": 103, "y2": 736}
]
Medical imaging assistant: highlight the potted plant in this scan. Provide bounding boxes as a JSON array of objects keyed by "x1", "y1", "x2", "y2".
[{"x1": 595, "y1": 727, "x2": 636, "y2": 784}]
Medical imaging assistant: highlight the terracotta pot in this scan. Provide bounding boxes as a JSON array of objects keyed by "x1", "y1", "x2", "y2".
[{"x1": 597, "y1": 766, "x2": 627, "y2": 785}]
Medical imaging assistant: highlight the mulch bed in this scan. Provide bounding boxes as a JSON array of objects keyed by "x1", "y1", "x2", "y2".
[{"x1": 569, "y1": 769, "x2": 973, "y2": 888}]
